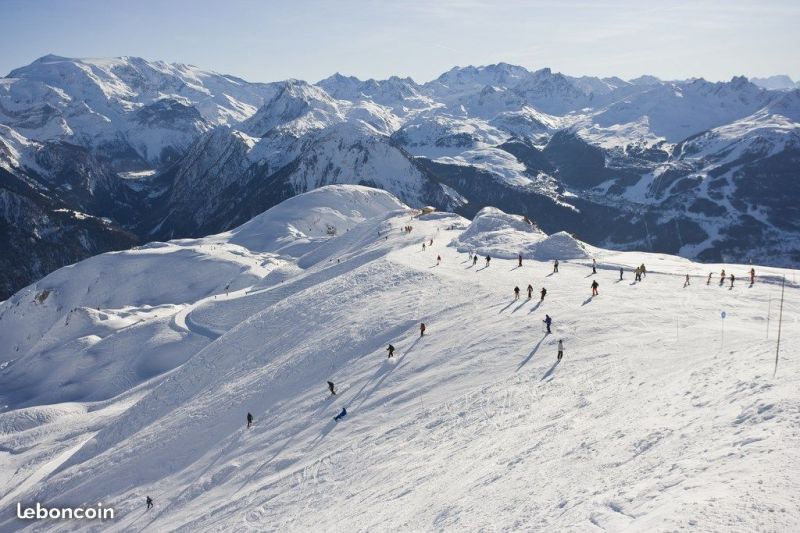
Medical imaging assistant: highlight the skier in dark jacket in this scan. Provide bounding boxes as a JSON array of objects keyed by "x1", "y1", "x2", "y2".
[
  {"x1": 619, "y1": 267, "x2": 623, "y2": 280},
  {"x1": 544, "y1": 314, "x2": 552, "y2": 334},
  {"x1": 146, "y1": 496, "x2": 153, "y2": 510},
  {"x1": 485, "y1": 255, "x2": 491, "y2": 267},
  {"x1": 719, "y1": 269, "x2": 726, "y2": 285},
  {"x1": 557, "y1": 340, "x2": 564, "y2": 361},
  {"x1": 730, "y1": 273, "x2": 735, "y2": 288},
  {"x1": 514, "y1": 286, "x2": 520, "y2": 300},
  {"x1": 527, "y1": 284, "x2": 533, "y2": 299},
  {"x1": 591, "y1": 280, "x2": 599, "y2": 296},
  {"x1": 387, "y1": 344, "x2": 395, "y2": 358},
  {"x1": 247, "y1": 412, "x2": 253, "y2": 428},
  {"x1": 473, "y1": 255, "x2": 478, "y2": 266},
  {"x1": 553, "y1": 260, "x2": 559, "y2": 273},
  {"x1": 334, "y1": 407, "x2": 347, "y2": 421},
  {"x1": 750, "y1": 268, "x2": 756, "y2": 285},
  {"x1": 436, "y1": 255, "x2": 441, "y2": 266},
  {"x1": 328, "y1": 381, "x2": 336, "y2": 395},
  {"x1": 518, "y1": 254, "x2": 523, "y2": 267},
  {"x1": 707, "y1": 272, "x2": 713, "y2": 285},
  {"x1": 420, "y1": 323, "x2": 426, "y2": 336},
  {"x1": 540, "y1": 287, "x2": 547, "y2": 301}
]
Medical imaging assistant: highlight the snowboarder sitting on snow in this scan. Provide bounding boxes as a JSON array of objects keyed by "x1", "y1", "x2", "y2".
[
  {"x1": 387, "y1": 344, "x2": 395, "y2": 358},
  {"x1": 540, "y1": 287, "x2": 547, "y2": 301},
  {"x1": 328, "y1": 381, "x2": 336, "y2": 395},
  {"x1": 420, "y1": 323, "x2": 426, "y2": 336},
  {"x1": 544, "y1": 314, "x2": 552, "y2": 334},
  {"x1": 247, "y1": 412, "x2": 253, "y2": 428},
  {"x1": 527, "y1": 284, "x2": 533, "y2": 299},
  {"x1": 146, "y1": 496, "x2": 153, "y2": 510},
  {"x1": 553, "y1": 260, "x2": 559, "y2": 273},
  {"x1": 514, "y1": 286, "x2": 520, "y2": 300},
  {"x1": 591, "y1": 280, "x2": 599, "y2": 296},
  {"x1": 557, "y1": 340, "x2": 564, "y2": 362},
  {"x1": 334, "y1": 407, "x2": 347, "y2": 422}
]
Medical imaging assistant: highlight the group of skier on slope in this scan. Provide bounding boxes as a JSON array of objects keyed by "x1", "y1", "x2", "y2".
[{"x1": 220, "y1": 226, "x2": 766, "y2": 516}]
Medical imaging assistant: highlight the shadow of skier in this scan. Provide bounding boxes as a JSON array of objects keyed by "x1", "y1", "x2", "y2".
[
  {"x1": 540, "y1": 360, "x2": 561, "y2": 381},
  {"x1": 516, "y1": 334, "x2": 548, "y2": 372}
]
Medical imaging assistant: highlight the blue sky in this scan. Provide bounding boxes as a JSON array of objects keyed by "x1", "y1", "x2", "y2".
[{"x1": 2, "y1": 0, "x2": 798, "y2": 83}]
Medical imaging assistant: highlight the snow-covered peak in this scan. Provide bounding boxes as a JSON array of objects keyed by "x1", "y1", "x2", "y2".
[
  {"x1": 451, "y1": 206, "x2": 546, "y2": 258},
  {"x1": 240, "y1": 80, "x2": 346, "y2": 137},
  {"x1": 750, "y1": 74, "x2": 799, "y2": 91},
  {"x1": 218, "y1": 184, "x2": 407, "y2": 256}
]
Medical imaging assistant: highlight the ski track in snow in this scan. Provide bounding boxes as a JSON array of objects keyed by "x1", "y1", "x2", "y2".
[{"x1": 0, "y1": 188, "x2": 798, "y2": 532}]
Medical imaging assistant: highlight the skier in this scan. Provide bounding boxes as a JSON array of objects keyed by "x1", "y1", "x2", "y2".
[
  {"x1": 592, "y1": 258, "x2": 597, "y2": 274},
  {"x1": 640, "y1": 264, "x2": 647, "y2": 278},
  {"x1": 422, "y1": 243, "x2": 426, "y2": 251},
  {"x1": 387, "y1": 344, "x2": 395, "y2": 358},
  {"x1": 247, "y1": 412, "x2": 253, "y2": 429},
  {"x1": 634, "y1": 267, "x2": 641, "y2": 282},
  {"x1": 720, "y1": 269, "x2": 726, "y2": 286},
  {"x1": 553, "y1": 260, "x2": 559, "y2": 273},
  {"x1": 707, "y1": 272, "x2": 713, "y2": 285},
  {"x1": 514, "y1": 286, "x2": 520, "y2": 300},
  {"x1": 328, "y1": 381, "x2": 336, "y2": 395},
  {"x1": 420, "y1": 323, "x2": 426, "y2": 337},
  {"x1": 557, "y1": 339, "x2": 564, "y2": 362},
  {"x1": 543, "y1": 314, "x2": 552, "y2": 334},
  {"x1": 540, "y1": 287, "x2": 547, "y2": 301},
  {"x1": 527, "y1": 284, "x2": 533, "y2": 299},
  {"x1": 730, "y1": 273, "x2": 735, "y2": 288},
  {"x1": 429, "y1": 239, "x2": 434, "y2": 246},
  {"x1": 334, "y1": 407, "x2": 347, "y2": 422},
  {"x1": 473, "y1": 255, "x2": 478, "y2": 266},
  {"x1": 591, "y1": 280, "x2": 599, "y2": 296},
  {"x1": 437, "y1": 255, "x2": 441, "y2": 266},
  {"x1": 684, "y1": 274, "x2": 690, "y2": 287},
  {"x1": 750, "y1": 268, "x2": 756, "y2": 284},
  {"x1": 518, "y1": 254, "x2": 523, "y2": 267},
  {"x1": 146, "y1": 496, "x2": 153, "y2": 510},
  {"x1": 619, "y1": 267, "x2": 623, "y2": 281},
  {"x1": 485, "y1": 255, "x2": 491, "y2": 267}
]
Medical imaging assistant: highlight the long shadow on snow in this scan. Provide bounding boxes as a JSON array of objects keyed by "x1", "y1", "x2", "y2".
[
  {"x1": 516, "y1": 333, "x2": 549, "y2": 372},
  {"x1": 581, "y1": 296, "x2": 593, "y2": 306},
  {"x1": 527, "y1": 301, "x2": 542, "y2": 314},
  {"x1": 540, "y1": 360, "x2": 561, "y2": 381}
]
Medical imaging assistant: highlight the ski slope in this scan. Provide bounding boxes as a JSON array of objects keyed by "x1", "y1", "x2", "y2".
[{"x1": 0, "y1": 185, "x2": 798, "y2": 532}]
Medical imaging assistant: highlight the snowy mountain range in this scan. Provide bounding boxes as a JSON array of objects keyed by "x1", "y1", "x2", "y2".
[
  {"x1": 2, "y1": 56, "x2": 799, "y2": 299},
  {"x1": 1, "y1": 185, "x2": 797, "y2": 531}
]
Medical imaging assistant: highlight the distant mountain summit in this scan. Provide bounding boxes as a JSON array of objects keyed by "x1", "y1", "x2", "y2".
[{"x1": 2, "y1": 55, "x2": 799, "y2": 298}]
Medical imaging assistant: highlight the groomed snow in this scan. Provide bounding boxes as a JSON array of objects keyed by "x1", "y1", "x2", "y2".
[{"x1": 0, "y1": 185, "x2": 798, "y2": 532}]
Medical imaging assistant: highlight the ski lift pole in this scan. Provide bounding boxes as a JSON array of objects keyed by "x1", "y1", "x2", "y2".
[{"x1": 773, "y1": 276, "x2": 785, "y2": 378}]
